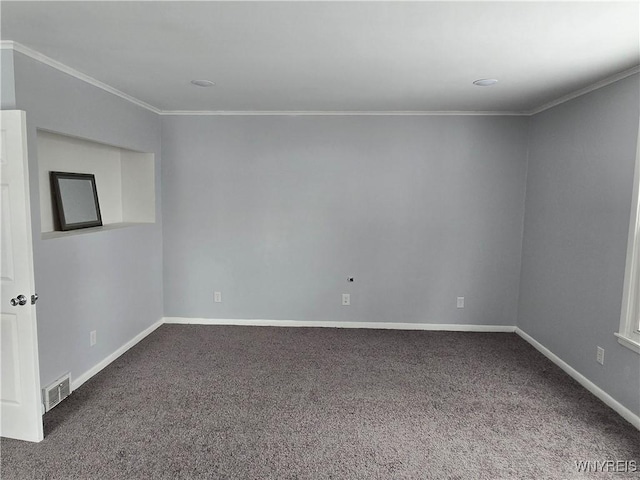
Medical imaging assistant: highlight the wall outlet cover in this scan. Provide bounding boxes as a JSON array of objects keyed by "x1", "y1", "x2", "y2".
[
  {"x1": 342, "y1": 293, "x2": 351, "y2": 306},
  {"x1": 596, "y1": 346, "x2": 605, "y2": 365}
]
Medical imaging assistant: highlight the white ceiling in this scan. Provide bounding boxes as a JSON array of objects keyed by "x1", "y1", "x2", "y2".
[{"x1": 1, "y1": 1, "x2": 638, "y2": 113}]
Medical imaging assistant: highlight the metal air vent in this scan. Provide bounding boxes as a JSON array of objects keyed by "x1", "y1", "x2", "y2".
[{"x1": 42, "y1": 373, "x2": 71, "y2": 412}]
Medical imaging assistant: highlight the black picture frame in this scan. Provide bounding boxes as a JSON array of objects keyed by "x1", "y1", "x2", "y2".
[{"x1": 50, "y1": 171, "x2": 103, "y2": 231}]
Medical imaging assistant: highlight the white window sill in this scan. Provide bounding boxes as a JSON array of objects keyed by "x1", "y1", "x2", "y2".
[{"x1": 614, "y1": 332, "x2": 640, "y2": 354}]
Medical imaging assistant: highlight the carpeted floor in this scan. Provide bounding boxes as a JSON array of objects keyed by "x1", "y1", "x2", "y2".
[{"x1": 1, "y1": 325, "x2": 638, "y2": 479}]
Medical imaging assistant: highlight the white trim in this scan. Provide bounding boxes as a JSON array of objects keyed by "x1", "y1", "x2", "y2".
[
  {"x1": 162, "y1": 317, "x2": 516, "y2": 332},
  {"x1": 515, "y1": 328, "x2": 640, "y2": 430},
  {"x1": 159, "y1": 110, "x2": 529, "y2": 117},
  {"x1": 0, "y1": 41, "x2": 161, "y2": 114},
  {"x1": 71, "y1": 319, "x2": 163, "y2": 391},
  {"x1": 614, "y1": 333, "x2": 640, "y2": 354},
  {"x1": 529, "y1": 66, "x2": 640, "y2": 115},
  {"x1": 2, "y1": 41, "x2": 637, "y2": 117},
  {"x1": 617, "y1": 121, "x2": 640, "y2": 354}
]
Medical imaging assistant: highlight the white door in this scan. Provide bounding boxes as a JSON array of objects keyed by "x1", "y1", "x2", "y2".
[{"x1": 0, "y1": 110, "x2": 43, "y2": 442}]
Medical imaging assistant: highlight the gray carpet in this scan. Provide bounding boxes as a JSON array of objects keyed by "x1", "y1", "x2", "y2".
[{"x1": 1, "y1": 325, "x2": 638, "y2": 479}]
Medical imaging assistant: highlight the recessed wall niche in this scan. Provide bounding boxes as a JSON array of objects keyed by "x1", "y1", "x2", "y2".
[{"x1": 37, "y1": 130, "x2": 155, "y2": 238}]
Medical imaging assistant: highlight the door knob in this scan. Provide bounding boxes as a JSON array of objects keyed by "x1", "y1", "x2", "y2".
[{"x1": 10, "y1": 295, "x2": 27, "y2": 306}]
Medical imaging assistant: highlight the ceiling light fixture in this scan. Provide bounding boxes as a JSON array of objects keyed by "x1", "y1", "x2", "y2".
[
  {"x1": 473, "y1": 79, "x2": 498, "y2": 87},
  {"x1": 191, "y1": 79, "x2": 215, "y2": 87}
]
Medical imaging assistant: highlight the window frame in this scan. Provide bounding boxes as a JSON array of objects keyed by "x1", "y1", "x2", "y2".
[{"x1": 617, "y1": 122, "x2": 640, "y2": 354}]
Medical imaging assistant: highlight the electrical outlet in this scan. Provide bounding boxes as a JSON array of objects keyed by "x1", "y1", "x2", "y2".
[
  {"x1": 90, "y1": 330, "x2": 97, "y2": 347},
  {"x1": 457, "y1": 296, "x2": 465, "y2": 308},
  {"x1": 342, "y1": 293, "x2": 351, "y2": 306},
  {"x1": 214, "y1": 291, "x2": 222, "y2": 303},
  {"x1": 596, "y1": 346, "x2": 605, "y2": 365}
]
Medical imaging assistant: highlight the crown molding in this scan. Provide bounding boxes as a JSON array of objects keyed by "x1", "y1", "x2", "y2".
[
  {"x1": 529, "y1": 65, "x2": 640, "y2": 116},
  {"x1": 159, "y1": 110, "x2": 529, "y2": 116},
  {"x1": 2, "y1": 40, "x2": 637, "y2": 118},
  {"x1": 1, "y1": 41, "x2": 161, "y2": 114}
]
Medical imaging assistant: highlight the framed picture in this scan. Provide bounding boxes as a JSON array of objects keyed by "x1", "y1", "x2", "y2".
[{"x1": 50, "y1": 171, "x2": 103, "y2": 231}]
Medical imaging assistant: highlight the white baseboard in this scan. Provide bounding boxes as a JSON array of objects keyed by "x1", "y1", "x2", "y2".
[
  {"x1": 515, "y1": 328, "x2": 640, "y2": 430},
  {"x1": 71, "y1": 319, "x2": 164, "y2": 391},
  {"x1": 163, "y1": 317, "x2": 516, "y2": 332}
]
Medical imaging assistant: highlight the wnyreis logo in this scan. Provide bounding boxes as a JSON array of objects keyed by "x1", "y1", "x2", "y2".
[{"x1": 575, "y1": 460, "x2": 637, "y2": 473}]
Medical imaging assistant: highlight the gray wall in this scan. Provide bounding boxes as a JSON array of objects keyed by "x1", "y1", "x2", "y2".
[
  {"x1": 10, "y1": 45, "x2": 638, "y2": 421},
  {"x1": 1, "y1": 49, "x2": 16, "y2": 109},
  {"x1": 518, "y1": 74, "x2": 640, "y2": 414},
  {"x1": 162, "y1": 115, "x2": 529, "y2": 324},
  {"x1": 13, "y1": 52, "x2": 163, "y2": 388}
]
